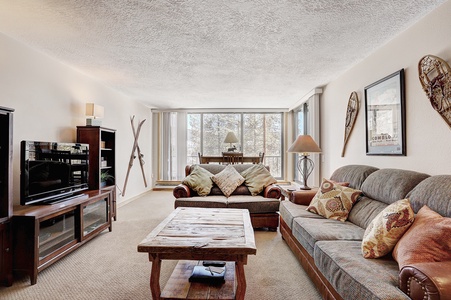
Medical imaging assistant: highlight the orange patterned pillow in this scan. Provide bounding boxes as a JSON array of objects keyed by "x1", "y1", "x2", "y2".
[
  {"x1": 361, "y1": 199, "x2": 414, "y2": 258},
  {"x1": 392, "y1": 206, "x2": 451, "y2": 269},
  {"x1": 306, "y1": 178, "x2": 361, "y2": 222}
]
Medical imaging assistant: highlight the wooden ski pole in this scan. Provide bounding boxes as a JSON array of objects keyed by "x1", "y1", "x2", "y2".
[
  {"x1": 122, "y1": 116, "x2": 145, "y2": 196},
  {"x1": 131, "y1": 117, "x2": 147, "y2": 187}
]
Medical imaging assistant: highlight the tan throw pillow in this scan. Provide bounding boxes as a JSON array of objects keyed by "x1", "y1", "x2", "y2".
[
  {"x1": 181, "y1": 165, "x2": 214, "y2": 196},
  {"x1": 211, "y1": 165, "x2": 245, "y2": 197},
  {"x1": 240, "y1": 164, "x2": 277, "y2": 196},
  {"x1": 392, "y1": 206, "x2": 451, "y2": 269},
  {"x1": 306, "y1": 178, "x2": 361, "y2": 222},
  {"x1": 361, "y1": 199, "x2": 414, "y2": 259}
]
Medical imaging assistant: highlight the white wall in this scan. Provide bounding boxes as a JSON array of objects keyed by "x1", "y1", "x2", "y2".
[
  {"x1": 0, "y1": 33, "x2": 152, "y2": 205},
  {"x1": 321, "y1": 0, "x2": 451, "y2": 177}
]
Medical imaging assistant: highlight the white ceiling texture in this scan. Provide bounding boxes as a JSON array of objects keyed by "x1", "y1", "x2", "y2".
[{"x1": 0, "y1": 0, "x2": 446, "y2": 109}]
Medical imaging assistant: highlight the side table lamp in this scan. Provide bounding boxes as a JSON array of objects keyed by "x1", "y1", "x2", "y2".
[
  {"x1": 223, "y1": 131, "x2": 239, "y2": 152},
  {"x1": 288, "y1": 135, "x2": 322, "y2": 190},
  {"x1": 86, "y1": 103, "x2": 104, "y2": 126}
]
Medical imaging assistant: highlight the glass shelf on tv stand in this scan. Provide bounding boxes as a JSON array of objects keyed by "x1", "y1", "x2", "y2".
[{"x1": 39, "y1": 209, "x2": 76, "y2": 260}]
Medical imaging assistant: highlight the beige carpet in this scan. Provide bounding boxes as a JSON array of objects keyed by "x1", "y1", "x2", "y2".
[{"x1": 0, "y1": 191, "x2": 321, "y2": 300}]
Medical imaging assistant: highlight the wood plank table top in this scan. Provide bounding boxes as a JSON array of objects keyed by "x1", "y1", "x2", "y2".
[{"x1": 138, "y1": 207, "x2": 256, "y2": 300}]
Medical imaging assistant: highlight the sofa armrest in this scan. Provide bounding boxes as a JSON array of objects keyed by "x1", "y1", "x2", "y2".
[
  {"x1": 399, "y1": 261, "x2": 451, "y2": 300},
  {"x1": 173, "y1": 184, "x2": 191, "y2": 198},
  {"x1": 264, "y1": 185, "x2": 281, "y2": 199},
  {"x1": 289, "y1": 190, "x2": 317, "y2": 205}
]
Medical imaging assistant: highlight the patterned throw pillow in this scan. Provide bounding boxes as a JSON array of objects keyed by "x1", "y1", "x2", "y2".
[
  {"x1": 361, "y1": 199, "x2": 414, "y2": 259},
  {"x1": 211, "y1": 165, "x2": 245, "y2": 197},
  {"x1": 182, "y1": 165, "x2": 214, "y2": 196},
  {"x1": 306, "y1": 178, "x2": 361, "y2": 222},
  {"x1": 240, "y1": 164, "x2": 277, "y2": 196},
  {"x1": 393, "y1": 205, "x2": 451, "y2": 269}
]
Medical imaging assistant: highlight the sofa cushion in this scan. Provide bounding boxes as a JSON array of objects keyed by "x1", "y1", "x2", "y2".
[
  {"x1": 360, "y1": 169, "x2": 429, "y2": 205},
  {"x1": 314, "y1": 240, "x2": 410, "y2": 300},
  {"x1": 346, "y1": 197, "x2": 388, "y2": 229},
  {"x1": 227, "y1": 196, "x2": 280, "y2": 214},
  {"x1": 307, "y1": 179, "x2": 361, "y2": 222},
  {"x1": 292, "y1": 217, "x2": 364, "y2": 256},
  {"x1": 174, "y1": 196, "x2": 228, "y2": 209},
  {"x1": 190, "y1": 163, "x2": 268, "y2": 176},
  {"x1": 407, "y1": 175, "x2": 451, "y2": 216},
  {"x1": 240, "y1": 164, "x2": 277, "y2": 196},
  {"x1": 279, "y1": 201, "x2": 324, "y2": 229},
  {"x1": 361, "y1": 199, "x2": 414, "y2": 258},
  {"x1": 329, "y1": 165, "x2": 379, "y2": 189},
  {"x1": 211, "y1": 165, "x2": 245, "y2": 197},
  {"x1": 392, "y1": 205, "x2": 451, "y2": 269},
  {"x1": 181, "y1": 165, "x2": 214, "y2": 196},
  {"x1": 209, "y1": 185, "x2": 251, "y2": 196}
]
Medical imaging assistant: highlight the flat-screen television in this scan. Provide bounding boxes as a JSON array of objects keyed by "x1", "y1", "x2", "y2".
[{"x1": 21, "y1": 141, "x2": 90, "y2": 205}]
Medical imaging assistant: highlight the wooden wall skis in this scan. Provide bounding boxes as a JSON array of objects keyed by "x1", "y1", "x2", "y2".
[
  {"x1": 122, "y1": 116, "x2": 147, "y2": 196},
  {"x1": 341, "y1": 91, "x2": 360, "y2": 157},
  {"x1": 418, "y1": 55, "x2": 451, "y2": 129}
]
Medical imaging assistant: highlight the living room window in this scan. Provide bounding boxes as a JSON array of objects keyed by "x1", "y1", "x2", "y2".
[
  {"x1": 291, "y1": 90, "x2": 321, "y2": 187},
  {"x1": 158, "y1": 111, "x2": 284, "y2": 181},
  {"x1": 187, "y1": 112, "x2": 283, "y2": 178}
]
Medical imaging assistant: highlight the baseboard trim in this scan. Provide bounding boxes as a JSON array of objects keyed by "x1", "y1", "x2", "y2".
[{"x1": 117, "y1": 190, "x2": 154, "y2": 208}]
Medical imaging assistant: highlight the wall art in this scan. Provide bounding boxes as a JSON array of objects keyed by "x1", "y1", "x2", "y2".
[
  {"x1": 341, "y1": 91, "x2": 359, "y2": 157},
  {"x1": 364, "y1": 69, "x2": 406, "y2": 155},
  {"x1": 418, "y1": 54, "x2": 451, "y2": 129}
]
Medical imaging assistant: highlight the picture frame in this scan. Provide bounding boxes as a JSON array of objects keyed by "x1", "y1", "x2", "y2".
[{"x1": 364, "y1": 69, "x2": 406, "y2": 155}]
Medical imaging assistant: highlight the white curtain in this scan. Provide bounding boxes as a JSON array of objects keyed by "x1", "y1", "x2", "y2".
[{"x1": 159, "y1": 112, "x2": 187, "y2": 181}]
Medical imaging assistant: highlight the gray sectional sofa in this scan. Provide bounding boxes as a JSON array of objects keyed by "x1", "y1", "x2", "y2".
[
  {"x1": 173, "y1": 164, "x2": 282, "y2": 230},
  {"x1": 280, "y1": 165, "x2": 451, "y2": 300}
]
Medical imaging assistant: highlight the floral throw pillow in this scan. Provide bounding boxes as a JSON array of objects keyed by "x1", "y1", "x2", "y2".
[
  {"x1": 211, "y1": 165, "x2": 245, "y2": 197},
  {"x1": 306, "y1": 178, "x2": 361, "y2": 222},
  {"x1": 361, "y1": 198, "x2": 414, "y2": 258},
  {"x1": 181, "y1": 165, "x2": 214, "y2": 196}
]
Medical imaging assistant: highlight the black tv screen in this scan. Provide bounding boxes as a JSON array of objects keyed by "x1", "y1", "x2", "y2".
[{"x1": 20, "y1": 141, "x2": 89, "y2": 205}]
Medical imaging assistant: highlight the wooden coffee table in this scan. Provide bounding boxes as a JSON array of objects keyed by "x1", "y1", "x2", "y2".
[{"x1": 137, "y1": 207, "x2": 256, "y2": 300}]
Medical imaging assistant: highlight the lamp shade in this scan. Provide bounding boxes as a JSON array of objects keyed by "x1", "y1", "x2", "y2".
[
  {"x1": 86, "y1": 103, "x2": 104, "y2": 119},
  {"x1": 288, "y1": 135, "x2": 322, "y2": 154},
  {"x1": 223, "y1": 131, "x2": 239, "y2": 144}
]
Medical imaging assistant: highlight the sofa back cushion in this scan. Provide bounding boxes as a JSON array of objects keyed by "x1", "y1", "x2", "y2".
[
  {"x1": 329, "y1": 165, "x2": 379, "y2": 190},
  {"x1": 185, "y1": 164, "x2": 272, "y2": 196},
  {"x1": 186, "y1": 163, "x2": 267, "y2": 176},
  {"x1": 347, "y1": 197, "x2": 388, "y2": 229},
  {"x1": 407, "y1": 175, "x2": 451, "y2": 217},
  {"x1": 360, "y1": 169, "x2": 429, "y2": 205},
  {"x1": 347, "y1": 168, "x2": 429, "y2": 230}
]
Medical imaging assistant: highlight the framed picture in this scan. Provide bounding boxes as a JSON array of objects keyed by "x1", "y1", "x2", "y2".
[{"x1": 364, "y1": 69, "x2": 406, "y2": 155}]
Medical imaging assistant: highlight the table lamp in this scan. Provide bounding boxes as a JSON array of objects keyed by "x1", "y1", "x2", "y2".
[
  {"x1": 86, "y1": 103, "x2": 104, "y2": 126},
  {"x1": 224, "y1": 131, "x2": 239, "y2": 152},
  {"x1": 288, "y1": 135, "x2": 322, "y2": 190}
]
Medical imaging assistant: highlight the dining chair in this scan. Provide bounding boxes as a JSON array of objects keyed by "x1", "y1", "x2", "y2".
[
  {"x1": 222, "y1": 152, "x2": 243, "y2": 164},
  {"x1": 258, "y1": 152, "x2": 265, "y2": 163}
]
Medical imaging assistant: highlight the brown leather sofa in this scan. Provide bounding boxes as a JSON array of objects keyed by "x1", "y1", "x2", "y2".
[
  {"x1": 281, "y1": 165, "x2": 451, "y2": 300},
  {"x1": 173, "y1": 164, "x2": 281, "y2": 230}
]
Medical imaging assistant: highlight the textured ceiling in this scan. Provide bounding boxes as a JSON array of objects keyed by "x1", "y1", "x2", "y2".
[{"x1": 0, "y1": 0, "x2": 446, "y2": 109}]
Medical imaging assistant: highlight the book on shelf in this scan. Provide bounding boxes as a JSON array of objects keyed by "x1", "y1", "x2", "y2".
[{"x1": 189, "y1": 265, "x2": 226, "y2": 284}]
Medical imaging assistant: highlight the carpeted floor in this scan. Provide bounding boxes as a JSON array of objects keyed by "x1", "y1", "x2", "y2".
[{"x1": 0, "y1": 191, "x2": 321, "y2": 300}]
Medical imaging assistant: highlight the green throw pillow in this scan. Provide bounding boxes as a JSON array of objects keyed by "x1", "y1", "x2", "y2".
[
  {"x1": 182, "y1": 165, "x2": 214, "y2": 196},
  {"x1": 240, "y1": 164, "x2": 277, "y2": 196}
]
